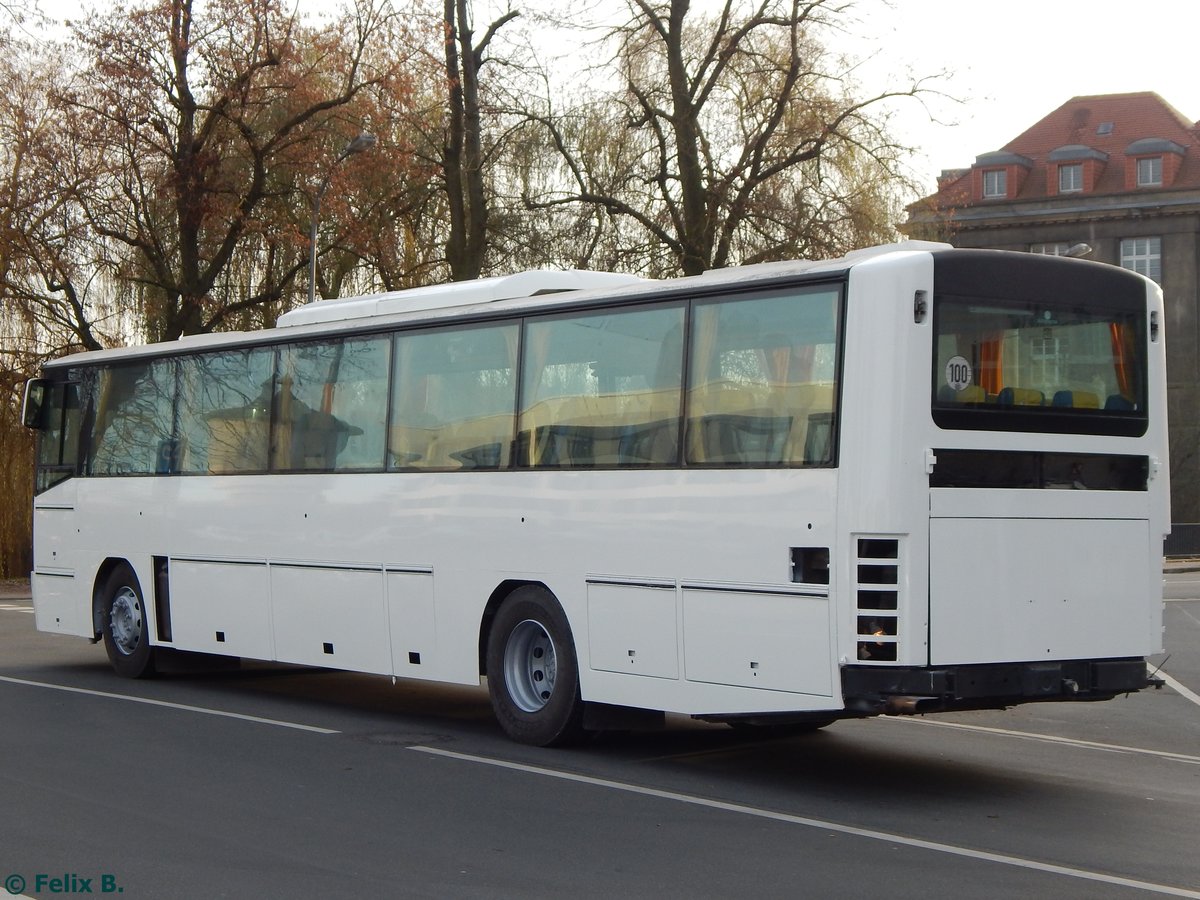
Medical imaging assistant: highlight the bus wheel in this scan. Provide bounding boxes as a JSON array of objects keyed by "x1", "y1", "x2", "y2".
[
  {"x1": 101, "y1": 564, "x2": 156, "y2": 679},
  {"x1": 486, "y1": 586, "x2": 585, "y2": 746}
]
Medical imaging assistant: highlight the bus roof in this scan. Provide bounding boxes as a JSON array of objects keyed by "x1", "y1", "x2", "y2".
[
  {"x1": 43, "y1": 241, "x2": 952, "y2": 369},
  {"x1": 275, "y1": 270, "x2": 649, "y2": 328}
]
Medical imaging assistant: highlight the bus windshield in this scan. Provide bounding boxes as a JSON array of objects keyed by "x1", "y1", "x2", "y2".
[{"x1": 932, "y1": 292, "x2": 1148, "y2": 436}]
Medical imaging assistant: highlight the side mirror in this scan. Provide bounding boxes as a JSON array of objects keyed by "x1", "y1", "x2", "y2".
[{"x1": 22, "y1": 378, "x2": 50, "y2": 429}]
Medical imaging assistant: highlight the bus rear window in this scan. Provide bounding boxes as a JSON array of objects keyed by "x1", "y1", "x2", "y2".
[{"x1": 932, "y1": 294, "x2": 1147, "y2": 436}]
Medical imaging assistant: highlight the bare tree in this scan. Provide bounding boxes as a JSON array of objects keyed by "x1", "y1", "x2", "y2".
[
  {"x1": 438, "y1": 0, "x2": 518, "y2": 280},
  {"x1": 529, "y1": 0, "x2": 928, "y2": 275}
]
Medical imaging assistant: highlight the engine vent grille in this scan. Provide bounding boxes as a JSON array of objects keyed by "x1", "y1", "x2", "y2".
[{"x1": 855, "y1": 537, "x2": 900, "y2": 663}]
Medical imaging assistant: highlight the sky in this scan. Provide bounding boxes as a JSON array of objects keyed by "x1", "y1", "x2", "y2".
[{"x1": 846, "y1": 0, "x2": 1200, "y2": 192}]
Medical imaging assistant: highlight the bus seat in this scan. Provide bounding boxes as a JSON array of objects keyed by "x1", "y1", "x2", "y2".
[
  {"x1": 1052, "y1": 390, "x2": 1100, "y2": 409},
  {"x1": 521, "y1": 392, "x2": 679, "y2": 466},
  {"x1": 389, "y1": 424, "x2": 436, "y2": 468},
  {"x1": 763, "y1": 382, "x2": 833, "y2": 464},
  {"x1": 1105, "y1": 394, "x2": 1136, "y2": 411},
  {"x1": 438, "y1": 415, "x2": 513, "y2": 469},
  {"x1": 686, "y1": 381, "x2": 768, "y2": 463},
  {"x1": 689, "y1": 412, "x2": 792, "y2": 464},
  {"x1": 520, "y1": 396, "x2": 594, "y2": 465},
  {"x1": 955, "y1": 385, "x2": 987, "y2": 404},
  {"x1": 997, "y1": 387, "x2": 1044, "y2": 407}
]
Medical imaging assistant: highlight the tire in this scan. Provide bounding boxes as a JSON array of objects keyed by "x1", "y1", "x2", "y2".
[
  {"x1": 485, "y1": 585, "x2": 586, "y2": 746},
  {"x1": 100, "y1": 564, "x2": 156, "y2": 679}
]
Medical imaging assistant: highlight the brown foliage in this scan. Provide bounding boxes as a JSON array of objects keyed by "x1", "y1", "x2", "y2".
[{"x1": 63, "y1": 0, "x2": 420, "y2": 339}]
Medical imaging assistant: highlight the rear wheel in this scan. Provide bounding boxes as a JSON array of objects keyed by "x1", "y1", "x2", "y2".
[
  {"x1": 486, "y1": 586, "x2": 585, "y2": 746},
  {"x1": 101, "y1": 564, "x2": 156, "y2": 679}
]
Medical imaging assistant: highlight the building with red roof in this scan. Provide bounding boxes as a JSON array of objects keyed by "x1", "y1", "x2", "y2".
[{"x1": 905, "y1": 92, "x2": 1200, "y2": 537}]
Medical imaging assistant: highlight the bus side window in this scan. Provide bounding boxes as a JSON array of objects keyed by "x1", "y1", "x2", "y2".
[
  {"x1": 178, "y1": 348, "x2": 274, "y2": 474},
  {"x1": 517, "y1": 305, "x2": 684, "y2": 468},
  {"x1": 32, "y1": 378, "x2": 83, "y2": 493},
  {"x1": 686, "y1": 289, "x2": 839, "y2": 466},
  {"x1": 388, "y1": 323, "x2": 519, "y2": 471},
  {"x1": 272, "y1": 337, "x2": 390, "y2": 472},
  {"x1": 88, "y1": 360, "x2": 176, "y2": 476}
]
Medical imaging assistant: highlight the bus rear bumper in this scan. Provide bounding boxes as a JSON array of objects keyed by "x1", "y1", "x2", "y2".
[{"x1": 840, "y1": 658, "x2": 1154, "y2": 715}]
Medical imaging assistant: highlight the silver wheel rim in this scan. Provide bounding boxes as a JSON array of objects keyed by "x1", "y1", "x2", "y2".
[
  {"x1": 110, "y1": 586, "x2": 143, "y2": 656},
  {"x1": 503, "y1": 619, "x2": 556, "y2": 712}
]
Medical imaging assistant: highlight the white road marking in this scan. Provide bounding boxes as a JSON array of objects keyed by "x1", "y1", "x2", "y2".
[
  {"x1": 883, "y1": 717, "x2": 1200, "y2": 764},
  {"x1": 0, "y1": 674, "x2": 339, "y2": 734},
  {"x1": 412, "y1": 745, "x2": 1200, "y2": 898},
  {"x1": 0, "y1": 604, "x2": 34, "y2": 612},
  {"x1": 1158, "y1": 671, "x2": 1200, "y2": 710}
]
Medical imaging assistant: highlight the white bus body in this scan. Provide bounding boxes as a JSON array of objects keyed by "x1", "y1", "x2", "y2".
[{"x1": 25, "y1": 242, "x2": 1167, "y2": 744}]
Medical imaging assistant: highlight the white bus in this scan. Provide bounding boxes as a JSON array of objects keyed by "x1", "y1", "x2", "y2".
[{"x1": 22, "y1": 241, "x2": 1167, "y2": 745}]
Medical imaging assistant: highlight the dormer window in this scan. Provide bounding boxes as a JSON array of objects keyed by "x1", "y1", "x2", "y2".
[
  {"x1": 973, "y1": 151, "x2": 1032, "y2": 202},
  {"x1": 1125, "y1": 138, "x2": 1185, "y2": 190},
  {"x1": 1136, "y1": 156, "x2": 1162, "y2": 187},
  {"x1": 983, "y1": 169, "x2": 1007, "y2": 198},
  {"x1": 1047, "y1": 145, "x2": 1107, "y2": 196},
  {"x1": 1058, "y1": 164, "x2": 1083, "y2": 193}
]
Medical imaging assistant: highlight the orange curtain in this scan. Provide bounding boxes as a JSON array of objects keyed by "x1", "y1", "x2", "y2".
[
  {"x1": 979, "y1": 334, "x2": 1004, "y2": 395},
  {"x1": 1109, "y1": 322, "x2": 1136, "y2": 400}
]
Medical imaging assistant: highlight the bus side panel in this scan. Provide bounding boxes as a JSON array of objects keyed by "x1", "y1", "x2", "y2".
[
  {"x1": 31, "y1": 481, "x2": 92, "y2": 637},
  {"x1": 31, "y1": 573, "x2": 88, "y2": 636},
  {"x1": 587, "y1": 582, "x2": 679, "y2": 680},
  {"x1": 681, "y1": 588, "x2": 833, "y2": 695},
  {"x1": 270, "y1": 565, "x2": 391, "y2": 674},
  {"x1": 387, "y1": 570, "x2": 437, "y2": 679},
  {"x1": 169, "y1": 560, "x2": 272, "y2": 658}
]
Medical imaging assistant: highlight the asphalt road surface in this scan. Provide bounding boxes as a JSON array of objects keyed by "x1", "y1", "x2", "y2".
[{"x1": 2, "y1": 578, "x2": 1198, "y2": 899}]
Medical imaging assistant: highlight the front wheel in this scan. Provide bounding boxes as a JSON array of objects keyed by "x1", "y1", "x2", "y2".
[
  {"x1": 100, "y1": 564, "x2": 156, "y2": 679},
  {"x1": 485, "y1": 586, "x2": 585, "y2": 746}
]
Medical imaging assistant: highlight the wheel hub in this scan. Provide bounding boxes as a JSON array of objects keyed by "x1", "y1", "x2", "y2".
[
  {"x1": 109, "y1": 586, "x2": 143, "y2": 656},
  {"x1": 503, "y1": 619, "x2": 557, "y2": 712}
]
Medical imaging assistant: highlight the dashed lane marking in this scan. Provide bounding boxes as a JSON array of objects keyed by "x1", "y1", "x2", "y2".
[{"x1": 0, "y1": 674, "x2": 340, "y2": 734}]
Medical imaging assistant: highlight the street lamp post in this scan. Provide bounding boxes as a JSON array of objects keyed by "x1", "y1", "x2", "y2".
[{"x1": 308, "y1": 132, "x2": 377, "y2": 305}]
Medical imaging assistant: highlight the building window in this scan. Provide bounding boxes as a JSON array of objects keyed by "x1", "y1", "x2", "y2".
[
  {"x1": 1120, "y1": 237, "x2": 1162, "y2": 283},
  {"x1": 1058, "y1": 164, "x2": 1083, "y2": 193},
  {"x1": 1030, "y1": 243, "x2": 1072, "y2": 256},
  {"x1": 982, "y1": 169, "x2": 1007, "y2": 198},
  {"x1": 1136, "y1": 157, "x2": 1162, "y2": 187}
]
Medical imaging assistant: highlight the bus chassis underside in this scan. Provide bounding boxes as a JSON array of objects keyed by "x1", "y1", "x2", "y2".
[
  {"x1": 841, "y1": 657, "x2": 1156, "y2": 715},
  {"x1": 698, "y1": 658, "x2": 1156, "y2": 728}
]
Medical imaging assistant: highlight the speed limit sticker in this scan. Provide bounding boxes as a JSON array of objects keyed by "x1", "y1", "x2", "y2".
[{"x1": 945, "y1": 356, "x2": 973, "y2": 391}]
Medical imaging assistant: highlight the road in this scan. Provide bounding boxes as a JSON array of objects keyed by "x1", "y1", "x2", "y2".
[{"x1": 1, "y1": 578, "x2": 1198, "y2": 899}]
